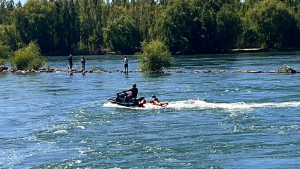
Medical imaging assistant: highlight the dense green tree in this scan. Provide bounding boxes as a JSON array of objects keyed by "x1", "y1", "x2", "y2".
[
  {"x1": 54, "y1": 0, "x2": 80, "y2": 55},
  {"x1": 137, "y1": 40, "x2": 172, "y2": 72},
  {"x1": 6, "y1": 0, "x2": 14, "y2": 12},
  {"x1": 0, "y1": 0, "x2": 16, "y2": 25},
  {"x1": 12, "y1": 0, "x2": 57, "y2": 54},
  {"x1": 0, "y1": 41, "x2": 10, "y2": 66},
  {"x1": 131, "y1": 0, "x2": 158, "y2": 42},
  {"x1": 192, "y1": 1, "x2": 218, "y2": 53},
  {"x1": 156, "y1": 0, "x2": 194, "y2": 54},
  {"x1": 16, "y1": 0, "x2": 22, "y2": 8},
  {"x1": 104, "y1": 15, "x2": 141, "y2": 54},
  {"x1": 245, "y1": 0, "x2": 297, "y2": 48},
  {"x1": 0, "y1": 25, "x2": 22, "y2": 51},
  {"x1": 1, "y1": 0, "x2": 300, "y2": 56},
  {"x1": 77, "y1": 0, "x2": 104, "y2": 54},
  {"x1": 216, "y1": 4, "x2": 241, "y2": 50},
  {"x1": 11, "y1": 41, "x2": 47, "y2": 70},
  {"x1": 280, "y1": 0, "x2": 300, "y2": 11}
]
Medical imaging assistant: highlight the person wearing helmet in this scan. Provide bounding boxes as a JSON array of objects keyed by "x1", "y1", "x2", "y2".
[
  {"x1": 150, "y1": 95, "x2": 168, "y2": 107},
  {"x1": 150, "y1": 95, "x2": 161, "y2": 105},
  {"x1": 123, "y1": 84, "x2": 138, "y2": 98}
]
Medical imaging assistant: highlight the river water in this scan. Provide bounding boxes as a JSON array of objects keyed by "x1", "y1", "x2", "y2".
[{"x1": 0, "y1": 52, "x2": 300, "y2": 168}]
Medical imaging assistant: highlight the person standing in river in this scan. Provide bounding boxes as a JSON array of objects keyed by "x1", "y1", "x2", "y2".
[
  {"x1": 124, "y1": 55, "x2": 128, "y2": 74},
  {"x1": 81, "y1": 57, "x2": 86, "y2": 71},
  {"x1": 68, "y1": 54, "x2": 73, "y2": 71}
]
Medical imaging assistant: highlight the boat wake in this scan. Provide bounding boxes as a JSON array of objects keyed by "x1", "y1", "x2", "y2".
[{"x1": 103, "y1": 99, "x2": 300, "y2": 110}]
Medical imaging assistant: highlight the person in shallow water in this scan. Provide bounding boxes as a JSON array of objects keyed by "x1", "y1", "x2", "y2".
[
  {"x1": 150, "y1": 95, "x2": 161, "y2": 105},
  {"x1": 68, "y1": 54, "x2": 73, "y2": 70},
  {"x1": 123, "y1": 84, "x2": 138, "y2": 99},
  {"x1": 124, "y1": 55, "x2": 128, "y2": 74},
  {"x1": 81, "y1": 57, "x2": 85, "y2": 71},
  {"x1": 150, "y1": 95, "x2": 168, "y2": 106}
]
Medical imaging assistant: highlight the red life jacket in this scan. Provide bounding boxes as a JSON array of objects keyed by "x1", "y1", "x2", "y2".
[{"x1": 139, "y1": 99, "x2": 146, "y2": 105}]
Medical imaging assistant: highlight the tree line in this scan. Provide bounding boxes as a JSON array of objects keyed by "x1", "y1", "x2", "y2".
[{"x1": 1, "y1": 0, "x2": 300, "y2": 57}]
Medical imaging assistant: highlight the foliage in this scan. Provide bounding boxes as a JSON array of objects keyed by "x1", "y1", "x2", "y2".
[
  {"x1": 216, "y1": 4, "x2": 241, "y2": 50},
  {"x1": 12, "y1": 0, "x2": 58, "y2": 54},
  {"x1": 104, "y1": 15, "x2": 141, "y2": 54},
  {"x1": 0, "y1": 0, "x2": 15, "y2": 25},
  {"x1": 137, "y1": 40, "x2": 172, "y2": 72},
  {"x1": 0, "y1": 40, "x2": 10, "y2": 66},
  {"x1": 91, "y1": 66, "x2": 97, "y2": 72},
  {"x1": 0, "y1": 25, "x2": 23, "y2": 51},
  {"x1": 0, "y1": 41, "x2": 10, "y2": 60},
  {"x1": 243, "y1": 0, "x2": 297, "y2": 48},
  {"x1": 156, "y1": 0, "x2": 193, "y2": 54},
  {"x1": 74, "y1": 41, "x2": 89, "y2": 55},
  {"x1": 1, "y1": 0, "x2": 300, "y2": 56},
  {"x1": 11, "y1": 41, "x2": 47, "y2": 70},
  {"x1": 78, "y1": 0, "x2": 103, "y2": 54},
  {"x1": 0, "y1": 58, "x2": 5, "y2": 66}
]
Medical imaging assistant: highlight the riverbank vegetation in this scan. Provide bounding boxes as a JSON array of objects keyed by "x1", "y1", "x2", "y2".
[
  {"x1": 0, "y1": 42, "x2": 10, "y2": 65},
  {"x1": 137, "y1": 40, "x2": 172, "y2": 72},
  {"x1": 11, "y1": 42, "x2": 47, "y2": 70},
  {"x1": 0, "y1": 0, "x2": 300, "y2": 58}
]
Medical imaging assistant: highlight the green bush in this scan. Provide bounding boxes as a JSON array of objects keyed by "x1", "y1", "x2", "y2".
[
  {"x1": 137, "y1": 41, "x2": 172, "y2": 72},
  {"x1": 0, "y1": 58, "x2": 6, "y2": 66},
  {"x1": 11, "y1": 41, "x2": 47, "y2": 70}
]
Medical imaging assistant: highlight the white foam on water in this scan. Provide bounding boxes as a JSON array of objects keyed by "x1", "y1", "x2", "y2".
[
  {"x1": 103, "y1": 100, "x2": 300, "y2": 110},
  {"x1": 53, "y1": 130, "x2": 68, "y2": 134},
  {"x1": 167, "y1": 99, "x2": 300, "y2": 110},
  {"x1": 103, "y1": 102, "x2": 132, "y2": 109}
]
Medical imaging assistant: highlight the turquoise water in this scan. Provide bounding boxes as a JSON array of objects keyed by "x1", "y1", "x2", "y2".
[{"x1": 1, "y1": 53, "x2": 300, "y2": 168}]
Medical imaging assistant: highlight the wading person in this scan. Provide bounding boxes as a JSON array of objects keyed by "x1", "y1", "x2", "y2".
[
  {"x1": 68, "y1": 54, "x2": 73, "y2": 71},
  {"x1": 81, "y1": 57, "x2": 85, "y2": 71},
  {"x1": 124, "y1": 55, "x2": 128, "y2": 74}
]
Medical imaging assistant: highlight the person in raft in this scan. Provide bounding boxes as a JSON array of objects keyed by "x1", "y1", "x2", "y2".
[
  {"x1": 150, "y1": 95, "x2": 161, "y2": 104},
  {"x1": 123, "y1": 84, "x2": 138, "y2": 99},
  {"x1": 150, "y1": 95, "x2": 167, "y2": 106}
]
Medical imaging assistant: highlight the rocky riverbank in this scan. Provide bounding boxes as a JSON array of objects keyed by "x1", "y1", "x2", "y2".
[{"x1": 1, "y1": 66, "x2": 298, "y2": 74}]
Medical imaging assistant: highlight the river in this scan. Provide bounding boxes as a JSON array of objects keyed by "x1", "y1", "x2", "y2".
[{"x1": 0, "y1": 52, "x2": 300, "y2": 168}]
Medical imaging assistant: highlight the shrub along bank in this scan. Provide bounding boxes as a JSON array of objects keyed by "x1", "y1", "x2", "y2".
[{"x1": 10, "y1": 42, "x2": 47, "y2": 70}]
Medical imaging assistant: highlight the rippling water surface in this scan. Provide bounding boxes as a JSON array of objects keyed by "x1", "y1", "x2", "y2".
[{"x1": 1, "y1": 52, "x2": 300, "y2": 168}]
